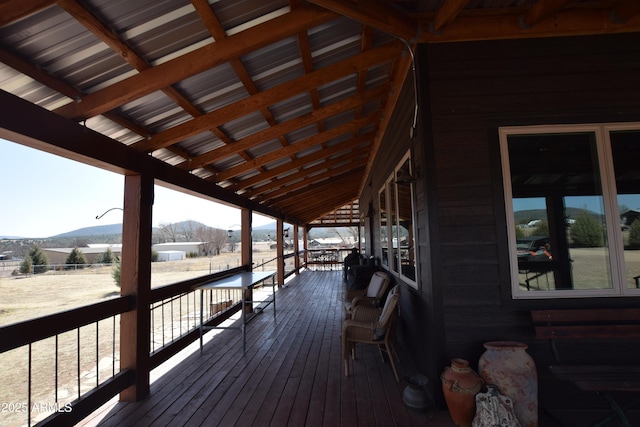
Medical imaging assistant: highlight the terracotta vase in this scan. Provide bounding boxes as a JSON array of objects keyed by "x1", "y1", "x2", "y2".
[
  {"x1": 441, "y1": 358, "x2": 483, "y2": 427},
  {"x1": 478, "y1": 341, "x2": 538, "y2": 427}
]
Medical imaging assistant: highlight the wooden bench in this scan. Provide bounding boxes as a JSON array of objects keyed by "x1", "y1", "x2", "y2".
[{"x1": 531, "y1": 308, "x2": 640, "y2": 427}]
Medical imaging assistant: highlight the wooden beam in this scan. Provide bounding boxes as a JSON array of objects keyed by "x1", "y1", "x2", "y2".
[
  {"x1": 215, "y1": 112, "x2": 380, "y2": 181},
  {"x1": 521, "y1": 0, "x2": 572, "y2": 29},
  {"x1": 131, "y1": 42, "x2": 401, "y2": 153},
  {"x1": 272, "y1": 173, "x2": 362, "y2": 223},
  {"x1": 0, "y1": 47, "x2": 152, "y2": 138},
  {"x1": 176, "y1": 84, "x2": 389, "y2": 171},
  {"x1": 0, "y1": 0, "x2": 55, "y2": 27},
  {"x1": 418, "y1": 7, "x2": 640, "y2": 43},
  {"x1": 432, "y1": 0, "x2": 469, "y2": 33},
  {"x1": 309, "y1": 0, "x2": 417, "y2": 42},
  {"x1": 228, "y1": 131, "x2": 375, "y2": 192},
  {"x1": 249, "y1": 146, "x2": 368, "y2": 202},
  {"x1": 359, "y1": 43, "x2": 414, "y2": 196},
  {"x1": 611, "y1": 0, "x2": 640, "y2": 23},
  {"x1": 259, "y1": 161, "x2": 367, "y2": 204},
  {"x1": 53, "y1": 6, "x2": 338, "y2": 120},
  {"x1": 0, "y1": 89, "x2": 283, "y2": 220}
]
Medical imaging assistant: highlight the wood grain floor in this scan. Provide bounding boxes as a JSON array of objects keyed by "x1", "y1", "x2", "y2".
[{"x1": 77, "y1": 270, "x2": 451, "y2": 427}]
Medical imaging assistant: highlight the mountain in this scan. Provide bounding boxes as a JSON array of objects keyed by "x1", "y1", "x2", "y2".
[
  {"x1": 52, "y1": 223, "x2": 123, "y2": 238},
  {"x1": 253, "y1": 222, "x2": 277, "y2": 231}
]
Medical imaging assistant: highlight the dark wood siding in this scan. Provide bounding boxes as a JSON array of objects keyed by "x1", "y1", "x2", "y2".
[{"x1": 361, "y1": 32, "x2": 640, "y2": 412}]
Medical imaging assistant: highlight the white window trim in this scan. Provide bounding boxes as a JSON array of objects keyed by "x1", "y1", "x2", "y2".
[
  {"x1": 379, "y1": 151, "x2": 419, "y2": 289},
  {"x1": 500, "y1": 123, "x2": 640, "y2": 299}
]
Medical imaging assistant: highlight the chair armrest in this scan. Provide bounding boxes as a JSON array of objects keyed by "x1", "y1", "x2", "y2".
[
  {"x1": 351, "y1": 296, "x2": 378, "y2": 309},
  {"x1": 345, "y1": 288, "x2": 366, "y2": 300}
]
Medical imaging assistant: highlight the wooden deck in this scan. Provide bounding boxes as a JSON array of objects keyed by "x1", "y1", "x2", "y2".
[{"x1": 78, "y1": 270, "x2": 454, "y2": 427}]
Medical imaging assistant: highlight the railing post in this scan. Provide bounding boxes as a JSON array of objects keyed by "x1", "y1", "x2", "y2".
[
  {"x1": 120, "y1": 174, "x2": 153, "y2": 401},
  {"x1": 276, "y1": 220, "x2": 284, "y2": 287},
  {"x1": 293, "y1": 224, "x2": 300, "y2": 274}
]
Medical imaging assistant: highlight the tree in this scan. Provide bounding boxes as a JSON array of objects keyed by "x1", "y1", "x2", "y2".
[
  {"x1": 629, "y1": 219, "x2": 640, "y2": 249},
  {"x1": 570, "y1": 212, "x2": 604, "y2": 247},
  {"x1": 196, "y1": 225, "x2": 217, "y2": 255},
  {"x1": 96, "y1": 247, "x2": 115, "y2": 264},
  {"x1": 20, "y1": 255, "x2": 32, "y2": 275},
  {"x1": 210, "y1": 228, "x2": 229, "y2": 256},
  {"x1": 112, "y1": 262, "x2": 121, "y2": 287},
  {"x1": 65, "y1": 247, "x2": 88, "y2": 268},
  {"x1": 28, "y1": 246, "x2": 49, "y2": 274},
  {"x1": 158, "y1": 222, "x2": 180, "y2": 242}
]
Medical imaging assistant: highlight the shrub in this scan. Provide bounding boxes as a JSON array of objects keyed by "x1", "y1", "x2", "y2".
[
  {"x1": 65, "y1": 247, "x2": 88, "y2": 268},
  {"x1": 629, "y1": 219, "x2": 640, "y2": 249},
  {"x1": 112, "y1": 263, "x2": 121, "y2": 287},
  {"x1": 570, "y1": 212, "x2": 604, "y2": 247},
  {"x1": 20, "y1": 256, "x2": 32, "y2": 275},
  {"x1": 28, "y1": 246, "x2": 49, "y2": 274},
  {"x1": 96, "y1": 247, "x2": 115, "y2": 264}
]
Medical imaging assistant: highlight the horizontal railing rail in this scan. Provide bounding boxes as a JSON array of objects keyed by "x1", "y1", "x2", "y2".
[
  {"x1": 0, "y1": 296, "x2": 132, "y2": 353},
  {"x1": 1, "y1": 254, "x2": 302, "y2": 426},
  {"x1": 0, "y1": 296, "x2": 134, "y2": 427}
]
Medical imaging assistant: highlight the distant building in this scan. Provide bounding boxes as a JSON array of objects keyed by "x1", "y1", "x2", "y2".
[
  {"x1": 309, "y1": 238, "x2": 343, "y2": 248},
  {"x1": 156, "y1": 251, "x2": 186, "y2": 262},
  {"x1": 42, "y1": 245, "x2": 122, "y2": 264},
  {"x1": 152, "y1": 242, "x2": 204, "y2": 255},
  {"x1": 621, "y1": 209, "x2": 640, "y2": 229}
]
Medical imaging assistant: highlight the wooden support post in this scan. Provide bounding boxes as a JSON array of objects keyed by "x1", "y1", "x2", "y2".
[
  {"x1": 303, "y1": 227, "x2": 309, "y2": 266},
  {"x1": 293, "y1": 224, "x2": 300, "y2": 273},
  {"x1": 119, "y1": 174, "x2": 153, "y2": 401},
  {"x1": 241, "y1": 208, "x2": 252, "y2": 268},
  {"x1": 242, "y1": 209, "x2": 253, "y2": 312},
  {"x1": 277, "y1": 220, "x2": 284, "y2": 287}
]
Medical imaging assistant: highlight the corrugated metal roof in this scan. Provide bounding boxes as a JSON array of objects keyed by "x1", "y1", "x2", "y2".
[{"x1": 1, "y1": 0, "x2": 636, "y2": 225}]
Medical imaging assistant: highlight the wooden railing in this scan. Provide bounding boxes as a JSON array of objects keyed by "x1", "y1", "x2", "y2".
[
  {"x1": 0, "y1": 297, "x2": 134, "y2": 427},
  {"x1": 0, "y1": 249, "x2": 317, "y2": 426}
]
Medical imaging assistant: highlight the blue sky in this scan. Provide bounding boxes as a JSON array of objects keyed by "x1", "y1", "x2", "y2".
[{"x1": 0, "y1": 138, "x2": 273, "y2": 238}]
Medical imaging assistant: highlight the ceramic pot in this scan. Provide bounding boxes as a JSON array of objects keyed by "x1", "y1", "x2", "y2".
[
  {"x1": 441, "y1": 358, "x2": 483, "y2": 427},
  {"x1": 478, "y1": 341, "x2": 537, "y2": 427},
  {"x1": 402, "y1": 374, "x2": 429, "y2": 410}
]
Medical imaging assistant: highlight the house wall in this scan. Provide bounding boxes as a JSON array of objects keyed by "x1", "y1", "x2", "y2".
[{"x1": 361, "y1": 32, "x2": 640, "y2": 411}]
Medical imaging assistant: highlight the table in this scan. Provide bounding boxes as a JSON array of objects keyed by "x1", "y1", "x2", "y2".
[{"x1": 195, "y1": 271, "x2": 277, "y2": 354}]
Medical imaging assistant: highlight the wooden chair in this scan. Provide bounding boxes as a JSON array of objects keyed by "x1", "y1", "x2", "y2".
[
  {"x1": 343, "y1": 271, "x2": 390, "y2": 318},
  {"x1": 342, "y1": 285, "x2": 400, "y2": 381}
]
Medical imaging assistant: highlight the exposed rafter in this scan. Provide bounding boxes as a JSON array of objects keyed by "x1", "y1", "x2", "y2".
[{"x1": 1, "y1": 0, "x2": 639, "y2": 227}]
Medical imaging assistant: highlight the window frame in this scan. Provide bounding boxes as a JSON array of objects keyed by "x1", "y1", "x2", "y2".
[
  {"x1": 378, "y1": 151, "x2": 419, "y2": 289},
  {"x1": 500, "y1": 122, "x2": 640, "y2": 299}
]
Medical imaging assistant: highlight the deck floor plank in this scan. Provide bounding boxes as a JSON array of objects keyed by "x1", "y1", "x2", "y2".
[{"x1": 78, "y1": 270, "x2": 443, "y2": 427}]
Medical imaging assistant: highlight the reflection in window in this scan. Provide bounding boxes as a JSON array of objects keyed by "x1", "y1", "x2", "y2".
[
  {"x1": 611, "y1": 130, "x2": 640, "y2": 289},
  {"x1": 378, "y1": 152, "x2": 418, "y2": 287},
  {"x1": 501, "y1": 124, "x2": 640, "y2": 298},
  {"x1": 396, "y1": 157, "x2": 416, "y2": 282},
  {"x1": 379, "y1": 184, "x2": 388, "y2": 268},
  {"x1": 389, "y1": 174, "x2": 398, "y2": 273}
]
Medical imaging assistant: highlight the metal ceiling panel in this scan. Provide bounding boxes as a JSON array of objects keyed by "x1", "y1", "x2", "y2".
[
  {"x1": 219, "y1": 111, "x2": 270, "y2": 142},
  {"x1": 175, "y1": 63, "x2": 248, "y2": 113},
  {"x1": 210, "y1": 0, "x2": 290, "y2": 33},
  {"x1": 242, "y1": 36, "x2": 305, "y2": 92},
  {"x1": 2, "y1": 0, "x2": 625, "y2": 226},
  {"x1": 176, "y1": 131, "x2": 225, "y2": 157}
]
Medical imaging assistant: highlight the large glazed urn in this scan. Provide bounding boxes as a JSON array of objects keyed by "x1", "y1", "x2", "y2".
[
  {"x1": 477, "y1": 341, "x2": 538, "y2": 427},
  {"x1": 441, "y1": 358, "x2": 484, "y2": 427}
]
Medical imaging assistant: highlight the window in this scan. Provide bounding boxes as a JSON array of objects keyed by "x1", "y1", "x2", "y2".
[
  {"x1": 379, "y1": 152, "x2": 418, "y2": 288},
  {"x1": 500, "y1": 123, "x2": 640, "y2": 299}
]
